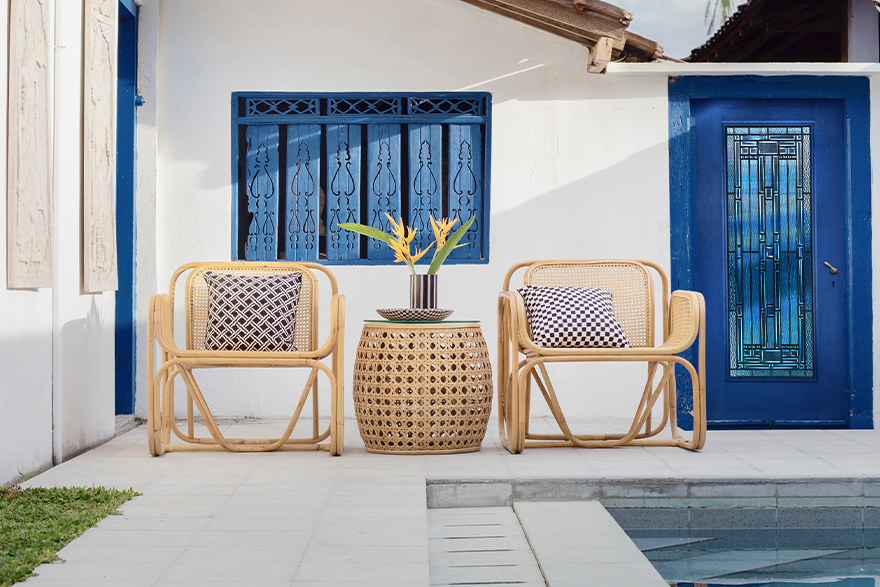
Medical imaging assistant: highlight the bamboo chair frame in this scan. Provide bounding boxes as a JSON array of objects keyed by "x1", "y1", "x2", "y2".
[
  {"x1": 497, "y1": 259, "x2": 706, "y2": 452},
  {"x1": 147, "y1": 261, "x2": 345, "y2": 456}
]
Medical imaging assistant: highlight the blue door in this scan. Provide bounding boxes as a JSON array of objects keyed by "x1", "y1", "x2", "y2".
[{"x1": 694, "y1": 99, "x2": 846, "y2": 427}]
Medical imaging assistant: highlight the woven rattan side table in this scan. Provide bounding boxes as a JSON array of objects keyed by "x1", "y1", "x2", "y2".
[{"x1": 353, "y1": 320, "x2": 493, "y2": 454}]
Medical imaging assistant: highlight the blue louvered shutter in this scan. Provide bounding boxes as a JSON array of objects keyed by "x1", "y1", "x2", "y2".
[
  {"x1": 326, "y1": 124, "x2": 361, "y2": 262},
  {"x1": 286, "y1": 125, "x2": 321, "y2": 261},
  {"x1": 408, "y1": 124, "x2": 443, "y2": 254},
  {"x1": 366, "y1": 124, "x2": 401, "y2": 260},
  {"x1": 448, "y1": 125, "x2": 482, "y2": 260},
  {"x1": 245, "y1": 125, "x2": 280, "y2": 261},
  {"x1": 234, "y1": 94, "x2": 490, "y2": 265}
]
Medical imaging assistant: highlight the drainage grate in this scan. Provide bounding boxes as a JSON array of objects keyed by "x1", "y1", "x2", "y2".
[{"x1": 428, "y1": 507, "x2": 547, "y2": 587}]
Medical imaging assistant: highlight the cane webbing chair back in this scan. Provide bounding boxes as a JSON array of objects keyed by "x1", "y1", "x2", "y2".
[
  {"x1": 182, "y1": 263, "x2": 317, "y2": 352},
  {"x1": 524, "y1": 261, "x2": 654, "y2": 348}
]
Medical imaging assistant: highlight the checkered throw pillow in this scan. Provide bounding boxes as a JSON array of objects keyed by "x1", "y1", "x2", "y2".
[
  {"x1": 517, "y1": 286, "x2": 630, "y2": 349},
  {"x1": 203, "y1": 272, "x2": 302, "y2": 352}
]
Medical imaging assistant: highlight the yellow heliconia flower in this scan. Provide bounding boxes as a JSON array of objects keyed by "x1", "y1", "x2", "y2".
[
  {"x1": 410, "y1": 245, "x2": 432, "y2": 264},
  {"x1": 338, "y1": 211, "x2": 473, "y2": 275},
  {"x1": 430, "y1": 216, "x2": 458, "y2": 249},
  {"x1": 383, "y1": 213, "x2": 434, "y2": 273}
]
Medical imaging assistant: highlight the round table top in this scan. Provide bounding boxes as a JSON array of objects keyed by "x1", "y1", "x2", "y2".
[{"x1": 363, "y1": 320, "x2": 480, "y2": 325}]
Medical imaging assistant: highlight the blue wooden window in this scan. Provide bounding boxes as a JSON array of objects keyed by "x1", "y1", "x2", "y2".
[
  {"x1": 231, "y1": 93, "x2": 492, "y2": 264},
  {"x1": 727, "y1": 126, "x2": 813, "y2": 377}
]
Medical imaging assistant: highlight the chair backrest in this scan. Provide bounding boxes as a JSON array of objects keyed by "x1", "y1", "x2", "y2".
[
  {"x1": 181, "y1": 262, "x2": 318, "y2": 352},
  {"x1": 524, "y1": 260, "x2": 654, "y2": 348}
]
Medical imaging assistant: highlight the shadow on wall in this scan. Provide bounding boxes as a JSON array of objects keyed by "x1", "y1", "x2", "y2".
[
  {"x1": 59, "y1": 296, "x2": 115, "y2": 461},
  {"x1": 0, "y1": 325, "x2": 53, "y2": 486},
  {"x1": 475, "y1": 137, "x2": 674, "y2": 418}
]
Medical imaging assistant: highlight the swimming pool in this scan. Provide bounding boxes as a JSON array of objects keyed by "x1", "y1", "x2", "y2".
[{"x1": 626, "y1": 529, "x2": 880, "y2": 586}]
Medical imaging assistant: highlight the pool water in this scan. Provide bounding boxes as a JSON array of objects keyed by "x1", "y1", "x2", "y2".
[{"x1": 626, "y1": 529, "x2": 880, "y2": 586}]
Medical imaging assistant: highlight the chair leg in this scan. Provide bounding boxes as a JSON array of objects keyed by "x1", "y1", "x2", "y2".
[
  {"x1": 497, "y1": 296, "x2": 520, "y2": 454},
  {"x1": 187, "y1": 393, "x2": 194, "y2": 439},
  {"x1": 330, "y1": 321, "x2": 344, "y2": 457},
  {"x1": 312, "y1": 378, "x2": 319, "y2": 439},
  {"x1": 177, "y1": 366, "x2": 321, "y2": 452},
  {"x1": 671, "y1": 356, "x2": 706, "y2": 451},
  {"x1": 523, "y1": 359, "x2": 676, "y2": 448}
]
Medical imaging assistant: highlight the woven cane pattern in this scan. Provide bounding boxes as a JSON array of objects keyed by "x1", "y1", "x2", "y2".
[
  {"x1": 353, "y1": 323, "x2": 493, "y2": 454},
  {"x1": 665, "y1": 293, "x2": 696, "y2": 349},
  {"x1": 526, "y1": 262, "x2": 652, "y2": 347},
  {"x1": 186, "y1": 264, "x2": 315, "y2": 352}
]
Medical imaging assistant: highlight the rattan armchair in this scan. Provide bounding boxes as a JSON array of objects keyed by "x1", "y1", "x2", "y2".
[
  {"x1": 147, "y1": 262, "x2": 345, "y2": 456},
  {"x1": 497, "y1": 259, "x2": 706, "y2": 452}
]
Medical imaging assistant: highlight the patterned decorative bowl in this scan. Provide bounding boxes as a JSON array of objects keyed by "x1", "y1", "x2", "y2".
[{"x1": 376, "y1": 308, "x2": 454, "y2": 322}]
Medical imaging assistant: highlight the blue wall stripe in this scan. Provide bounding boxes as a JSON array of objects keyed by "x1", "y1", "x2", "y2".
[{"x1": 114, "y1": 0, "x2": 138, "y2": 415}]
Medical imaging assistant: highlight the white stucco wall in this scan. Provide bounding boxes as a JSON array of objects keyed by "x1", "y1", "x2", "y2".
[
  {"x1": 146, "y1": 0, "x2": 673, "y2": 422},
  {"x1": 0, "y1": 0, "x2": 54, "y2": 486},
  {"x1": 143, "y1": 0, "x2": 878, "y2": 429},
  {"x1": 1, "y1": 0, "x2": 116, "y2": 486}
]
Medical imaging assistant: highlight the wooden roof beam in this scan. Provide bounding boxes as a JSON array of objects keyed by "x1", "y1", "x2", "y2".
[{"x1": 457, "y1": 0, "x2": 663, "y2": 67}]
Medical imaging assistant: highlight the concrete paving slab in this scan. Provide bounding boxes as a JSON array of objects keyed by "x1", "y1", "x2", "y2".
[
  {"x1": 514, "y1": 501, "x2": 668, "y2": 587},
  {"x1": 17, "y1": 416, "x2": 880, "y2": 586},
  {"x1": 428, "y1": 507, "x2": 544, "y2": 586}
]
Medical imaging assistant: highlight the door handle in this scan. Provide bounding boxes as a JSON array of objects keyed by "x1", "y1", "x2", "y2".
[{"x1": 823, "y1": 261, "x2": 839, "y2": 275}]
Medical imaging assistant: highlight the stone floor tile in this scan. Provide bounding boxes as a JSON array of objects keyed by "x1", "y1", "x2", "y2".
[
  {"x1": 301, "y1": 545, "x2": 429, "y2": 564},
  {"x1": 94, "y1": 515, "x2": 212, "y2": 532},
  {"x1": 71, "y1": 529, "x2": 200, "y2": 548},
  {"x1": 53, "y1": 545, "x2": 184, "y2": 565},
  {"x1": 157, "y1": 561, "x2": 299, "y2": 583},
  {"x1": 188, "y1": 530, "x2": 314, "y2": 548},
  {"x1": 26, "y1": 562, "x2": 169, "y2": 583},
  {"x1": 201, "y1": 515, "x2": 321, "y2": 532},
  {"x1": 20, "y1": 417, "x2": 880, "y2": 587},
  {"x1": 295, "y1": 561, "x2": 428, "y2": 582}
]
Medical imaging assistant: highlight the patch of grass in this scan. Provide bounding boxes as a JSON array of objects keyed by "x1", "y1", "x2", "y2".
[{"x1": 0, "y1": 485, "x2": 138, "y2": 586}]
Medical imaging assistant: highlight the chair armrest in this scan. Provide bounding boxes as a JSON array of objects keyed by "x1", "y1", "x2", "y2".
[
  {"x1": 311, "y1": 294, "x2": 345, "y2": 358},
  {"x1": 499, "y1": 290, "x2": 544, "y2": 354},
  {"x1": 150, "y1": 293, "x2": 182, "y2": 355},
  {"x1": 655, "y1": 290, "x2": 705, "y2": 354}
]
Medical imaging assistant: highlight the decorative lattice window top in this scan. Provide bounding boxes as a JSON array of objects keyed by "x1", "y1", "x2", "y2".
[
  {"x1": 246, "y1": 98, "x2": 319, "y2": 116},
  {"x1": 231, "y1": 92, "x2": 492, "y2": 265}
]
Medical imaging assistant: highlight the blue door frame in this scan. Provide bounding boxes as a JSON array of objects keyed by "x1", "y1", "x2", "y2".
[
  {"x1": 115, "y1": 0, "x2": 138, "y2": 414},
  {"x1": 668, "y1": 76, "x2": 872, "y2": 429}
]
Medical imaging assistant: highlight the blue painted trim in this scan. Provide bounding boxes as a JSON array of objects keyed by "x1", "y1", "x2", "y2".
[
  {"x1": 231, "y1": 97, "x2": 239, "y2": 259},
  {"x1": 230, "y1": 92, "x2": 493, "y2": 265},
  {"x1": 668, "y1": 75, "x2": 873, "y2": 430},
  {"x1": 233, "y1": 91, "x2": 491, "y2": 99},
  {"x1": 114, "y1": 0, "x2": 138, "y2": 415},
  {"x1": 236, "y1": 116, "x2": 487, "y2": 125},
  {"x1": 118, "y1": 0, "x2": 137, "y2": 19},
  {"x1": 483, "y1": 95, "x2": 493, "y2": 263}
]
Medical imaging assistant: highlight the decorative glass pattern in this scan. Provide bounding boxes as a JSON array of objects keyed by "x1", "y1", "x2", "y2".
[{"x1": 726, "y1": 126, "x2": 813, "y2": 377}]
